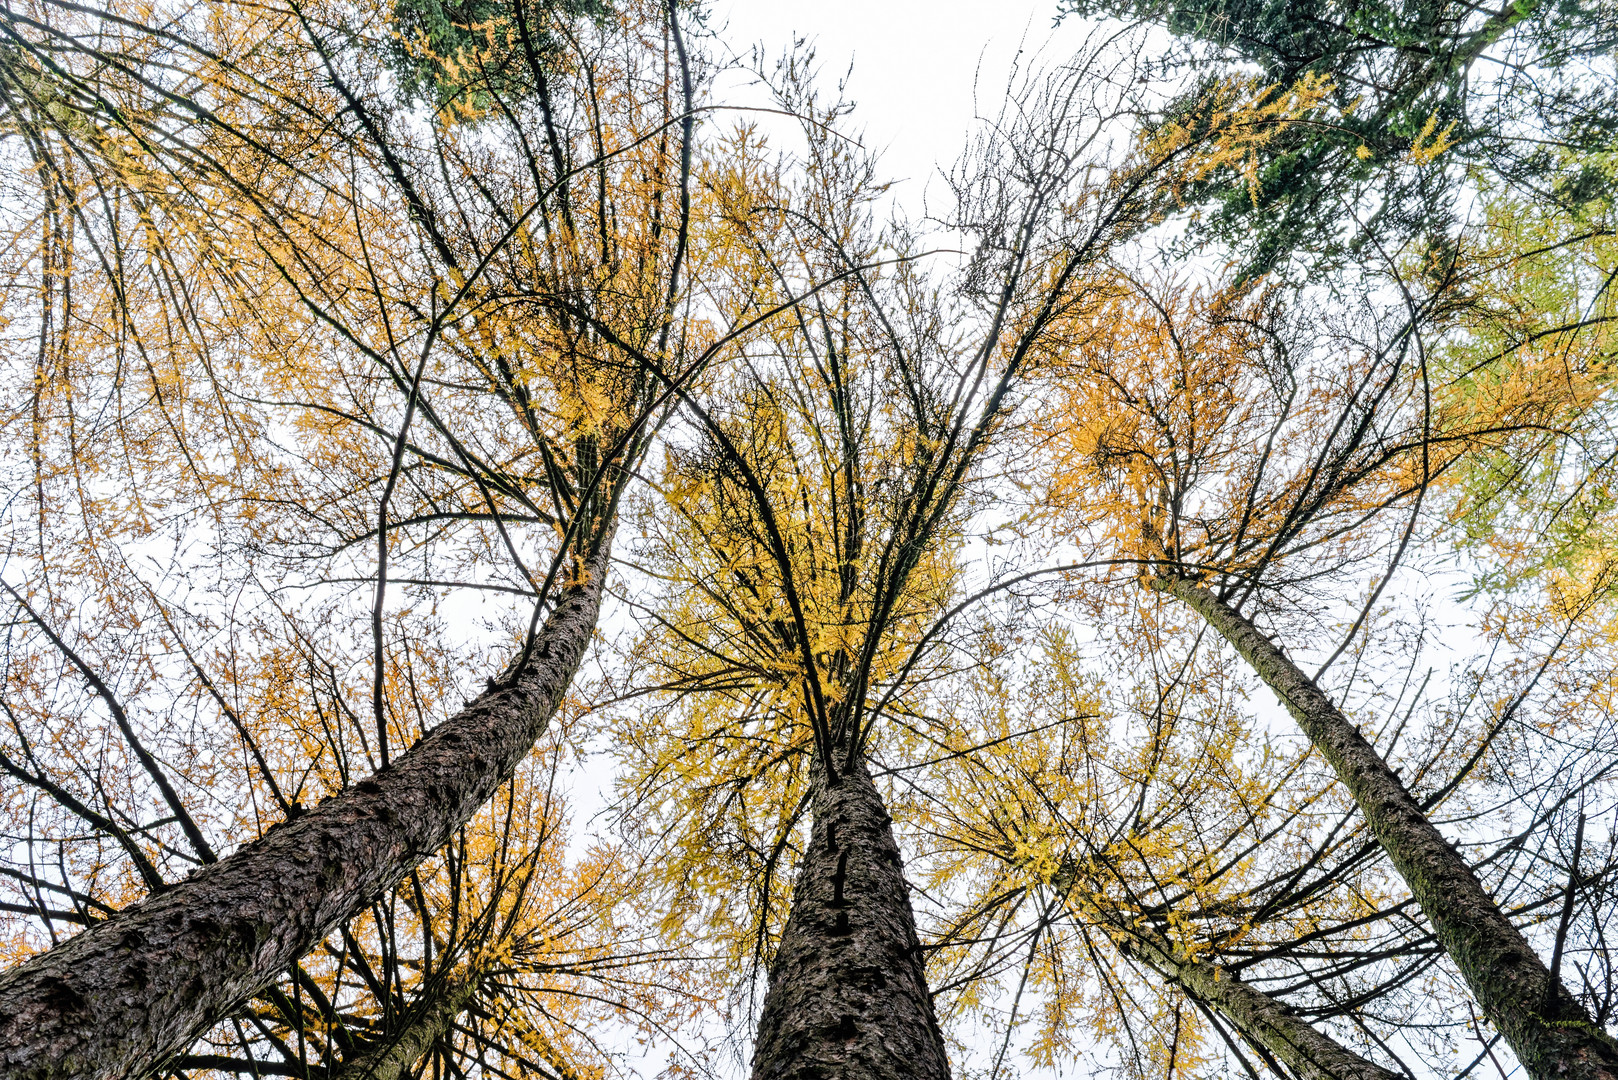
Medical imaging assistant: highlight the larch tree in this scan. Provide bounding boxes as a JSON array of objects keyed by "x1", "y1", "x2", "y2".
[
  {"x1": 599, "y1": 54, "x2": 1344, "y2": 1080},
  {"x1": 1, "y1": 1, "x2": 1615, "y2": 1079},
  {"x1": 168, "y1": 751, "x2": 693, "y2": 1080},
  {"x1": 1001, "y1": 4, "x2": 1618, "y2": 1070},
  {"x1": 0, "y1": 0, "x2": 711, "y2": 1073},
  {"x1": 865, "y1": 275, "x2": 1610, "y2": 1079},
  {"x1": 1023, "y1": 203, "x2": 1618, "y2": 1078}
]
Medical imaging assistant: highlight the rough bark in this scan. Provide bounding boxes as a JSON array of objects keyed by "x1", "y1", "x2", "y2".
[
  {"x1": 1160, "y1": 577, "x2": 1618, "y2": 1080},
  {"x1": 1112, "y1": 917, "x2": 1401, "y2": 1080},
  {"x1": 0, "y1": 540, "x2": 613, "y2": 1080},
  {"x1": 750, "y1": 757, "x2": 950, "y2": 1080}
]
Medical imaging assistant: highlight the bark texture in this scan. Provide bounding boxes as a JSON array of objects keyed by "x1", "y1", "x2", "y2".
[
  {"x1": 329, "y1": 971, "x2": 479, "y2": 1080},
  {"x1": 1161, "y1": 577, "x2": 1618, "y2": 1080},
  {"x1": 1114, "y1": 918, "x2": 1401, "y2": 1080},
  {"x1": 750, "y1": 757, "x2": 950, "y2": 1080},
  {"x1": 0, "y1": 541, "x2": 612, "y2": 1080}
]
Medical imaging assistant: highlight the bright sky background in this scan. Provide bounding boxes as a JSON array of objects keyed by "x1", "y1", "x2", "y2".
[{"x1": 705, "y1": 1, "x2": 1095, "y2": 214}]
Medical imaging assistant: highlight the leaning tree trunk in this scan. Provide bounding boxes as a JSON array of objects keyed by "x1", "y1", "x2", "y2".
[
  {"x1": 329, "y1": 970, "x2": 480, "y2": 1080},
  {"x1": 750, "y1": 755, "x2": 951, "y2": 1080},
  {"x1": 1159, "y1": 577, "x2": 1618, "y2": 1080},
  {"x1": 1107, "y1": 913, "x2": 1402, "y2": 1080},
  {"x1": 0, "y1": 539, "x2": 614, "y2": 1080},
  {"x1": 328, "y1": 964, "x2": 583, "y2": 1080}
]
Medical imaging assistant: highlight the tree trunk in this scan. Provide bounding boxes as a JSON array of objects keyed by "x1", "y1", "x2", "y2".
[
  {"x1": 750, "y1": 756, "x2": 950, "y2": 1080},
  {"x1": 1159, "y1": 577, "x2": 1618, "y2": 1080},
  {"x1": 1110, "y1": 915, "x2": 1401, "y2": 1080},
  {"x1": 328, "y1": 971, "x2": 479, "y2": 1080},
  {"x1": 0, "y1": 539, "x2": 613, "y2": 1080}
]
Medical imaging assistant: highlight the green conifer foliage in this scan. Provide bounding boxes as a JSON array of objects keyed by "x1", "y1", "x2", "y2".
[{"x1": 1063, "y1": 0, "x2": 1618, "y2": 277}]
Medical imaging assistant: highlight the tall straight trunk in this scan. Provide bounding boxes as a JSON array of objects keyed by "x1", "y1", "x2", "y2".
[
  {"x1": 750, "y1": 756, "x2": 950, "y2": 1080},
  {"x1": 1109, "y1": 915, "x2": 1401, "y2": 1080},
  {"x1": 1159, "y1": 577, "x2": 1618, "y2": 1080},
  {"x1": 0, "y1": 539, "x2": 613, "y2": 1080}
]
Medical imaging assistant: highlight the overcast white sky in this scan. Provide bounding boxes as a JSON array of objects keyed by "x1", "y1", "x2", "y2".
[{"x1": 703, "y1": 1, "x2": 1094, "y2": 212}]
